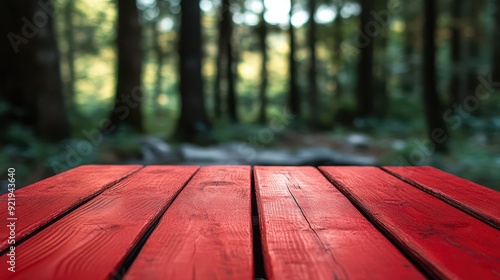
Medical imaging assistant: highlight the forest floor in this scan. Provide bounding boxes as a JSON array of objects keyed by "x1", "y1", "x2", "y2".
[
  {"x1": 280, "y1": 130, "x2": 500, "y2": 190},
  {"x1": 2, "y1": 124, "x2": 498, "y2": 193}
]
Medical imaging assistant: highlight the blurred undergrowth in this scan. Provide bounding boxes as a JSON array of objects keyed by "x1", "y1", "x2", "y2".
[{"x1": 2, "y1": 92, "x2": 499, "y2": 190}]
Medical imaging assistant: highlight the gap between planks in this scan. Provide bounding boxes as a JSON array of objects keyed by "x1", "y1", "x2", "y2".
[
  {"x1": 320, "y1": 166, "x2": 500, "y2": 280},
  {"x1": 0, "y1": 165, "x2": 144, "y2": 254},
  {"x1": 125, "y1": 166, "x2": 254, "y2": 280},
  {"x1": 112, "y1": 167, "x2": 201, "y2": 279},
  {"x1": 0, "y1": 166, "x2": 199, "y2": 280},
  {"x1": 255, "y1": 166, "x2": 424, "y2": 280},
  {"x1": 381, "y1": 166, "x2": 500, "y2": 230}
]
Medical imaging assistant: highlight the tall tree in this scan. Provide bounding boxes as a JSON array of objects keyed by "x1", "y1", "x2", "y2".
[
  {"x1": 64, "y1": 0, "x2": 77, "y2": 114},
  {"x1": 464, "y1": 0, "x2": 485, "y2": 98},
  {"x1": 175, "y1": 0, "x2": 211, "y2": 141},
  {"x1": 401, "y1": 8, "x2": 418, "y2": 95},
  {"x1": 214, "y1": 10, "x2": 224, "y2": 119},
  {"x1": 356, "y1": 0, "x2": 375, "y2": 117},
  {"x1": 493, "y1": 0, "x2": 500, "y2": 82},
  {"x1": 224, "y1": 0, "x2": 238, "y2": 123},
  {"x1": 152, "y1": 22, "x2": 164, "y2": 115},
  {"x1": 423, "y1": 0, "x2": 448, "y2": 152},
  {"x1": 332, "y1": 0, "x2": 344, "y2": 99},
  {"x1": 109, "y1": 0, "x2": 144, "y2": 132},
  {"x1": 374, "y1": 0, "x2": 389, "y2": 116},
  {"x1": 151, "y1": 0, "x2": 167, "y2": 115},
  {"x1": 214, "y1": 0, "x2": 237, "y2": 123},
  {"x1": 288, "y1": 0, "x2": 300, "y2": 117},
  {"x1": 258, "y1": 0, "x2": 268, "y2": 124},
  {"x1": 0, "y1": 0, "x2": 70, "y2": 142},
  {"x1": 448, "y1": 0, "x2": 464, "y2": 105},
  {"x1": 307, "y1": 0, "x2": 319, "y2": 127}
]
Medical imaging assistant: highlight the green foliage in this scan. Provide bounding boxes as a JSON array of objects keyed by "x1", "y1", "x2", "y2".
[{"x1": 1, "y1": 125, "x2": 66, "y2": 187}]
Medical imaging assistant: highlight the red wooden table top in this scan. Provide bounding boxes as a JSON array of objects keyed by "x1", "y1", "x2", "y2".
[{"x1": 0, "y1": 166, "x2": 498, "y2": 280}]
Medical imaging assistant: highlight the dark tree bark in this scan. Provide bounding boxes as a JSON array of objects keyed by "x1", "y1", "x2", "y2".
[
  {"x1": 423, "y1": 0, "x2": 448, "y2": 153},
  {"x1": 448, "y1": 0, "x2": 464, "y2": 106},
  {"x1": 401, "y1": 12, "x2": 417, "y2": 94},
  {"x1": 175, "y1": 0, "x2": 211, "y2": 141},
  {"x1": 64, "y1": 0, "x2": 77, "y2": 113},
  {"x1": 214, "y1": 21, "x2": 224, "y2": 119},
  {"x1": 0, "y1": 0, "x2": 70, "y2": 142},
  {"x1": 109, "y1": 0, "x2": 144, "y2": 132},
  {"x1": 152, "y1": 1, "x2": 166, "y2": 115},
  {"x1": 493, "y1": 0, "x2": 500, "y2": 82},
  {"x1": 224, "y1": 0, "x2": 237, "y2": 123},
  {"x1": 214, "y1": 0, "x2": 237, "y2": 122},
  {"x1": 152, "y1": 21, "x2": 164, "y2": 114},
  {"x1": 333, "y1": 1, "x2": 344, "y2": 99},
  {"x1": 464, "y1": 0, "x2": 485, "y2": 99},
  {"x1": 258, "y1": 1, "x2": 268, "y2": 124},
  {"x1": 288, "y1": 0, "x2": 300, "y2": 117},
  {"x1": 374, "y1": 0, "x2": 389, "y2": 116},
  {"x1": 307, "y1": 0, "x2": 319, "y2": 127},
  {"x1": 226, "y1": 41, "x2": 238, "y2": 123},
  {"x1": 356, "y1": 0, "x2": 375, "y2": 117}
]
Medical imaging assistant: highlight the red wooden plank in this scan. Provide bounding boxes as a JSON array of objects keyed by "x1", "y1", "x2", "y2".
[
  {"x1": 0, "y1": 165, "x2": 142, "y2": 251},
  {"x1": 320, "y1": 166, "x2": 500, "y2": 280},
  {"x1": 0, "y1": 166, "x2": 198, "y2": 280},
  {"x1": 125, "y1": 166, "x2": 253, "y2": 280},
  {"x1": 254, "y1": 166, "x2": 424, "y2": 280},
  {"x1": 383, "y1": 166, "x2": 500, "y2": 229}
]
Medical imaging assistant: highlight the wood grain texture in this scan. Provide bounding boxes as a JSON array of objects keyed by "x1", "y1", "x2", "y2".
[
  {"x1": 254, "y1": 166, "x2": 424, "y2": 280},
  {"x1": 125, "y1": 166, "x2": 253, "y2": 280},
  {"x1": 0, "y1": 165, "x2": 142, "y2": 251},
  {"x1": 0, "y1": 166, "x2": 199, "y2": 280},
  {"x1": 383, "y1": 166, "x2": 500, "y2": 229},
  {"x1": 320, "y1": 166, "x2": 500, "y2": 280}
]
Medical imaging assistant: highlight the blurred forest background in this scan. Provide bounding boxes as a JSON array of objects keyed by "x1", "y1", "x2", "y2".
[{"x1": 0, "y1": 0, "x2": 499, "y2": 191}]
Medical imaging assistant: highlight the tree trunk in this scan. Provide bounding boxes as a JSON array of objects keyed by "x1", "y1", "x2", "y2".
[
  {"x1": 288, "y1": 0, "x2": 300, "y2": 118},
  {"x1": 175, "y1": 0, "x2": 211, "y2": 141},
  {"x1": 493, "y1": 0, "x2": 500, "y2": 83},
  {"x1": 374, "y1": 0, "x2": 389, "y2": 116},
  {"x1": 258, "y1": 1, "x2": 268, "y2": 124},
  {"x1": 109, "y1": 0, "x2": 144, "y2": 132},
  {"x1": 464, "y1": 0, "x2": 485, "y2": 100},
  {"x1": 214, "y1": 22, "x2": 224, "y2": 119},
  {"x1": 224, "y1": 0, "x2": 238, "y2": 123},
  {"x1": 152, "y1": 4, "x2": 165, "y2": 115},
  {"x1": 448, "y1": 0, "x2": 464, "y2": 106},
  {"x1": 333, "y1": 1, "x2": 344, "y2": 99},
  {"x1": 423, "y1": 0, "x2": 448, "y2": 153},
  {"x1": 356, "y1": 0, "x2": 375, "y2": 117},
  {"x1": 401, "y1": 11, "x2": 417, "y2": 95},
  {"x1": 226, "y1": 38, "x2": 237, "y2": 123},
  {"x1": 0, "y1": 0, "x2": 70, "y2": 142},
  {"x1": 153, "y1": 24, "x2": 164, "y2": 115},
  {"x1": 64, "y1": 0, "x2": 77, "y2": 114},
  {"x1": 307, "y1": 0, "x2": 319, "y2": 127},
  {"x1": 214, "y1": 0, "x2": 237, "y2": 123}
]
